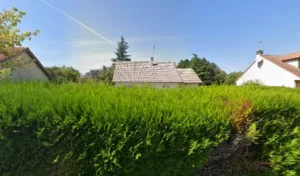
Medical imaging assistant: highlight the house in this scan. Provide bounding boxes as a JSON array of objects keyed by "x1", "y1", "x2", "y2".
[
  {"x1": 0, "y1": 47, "x2": 49, "y2": 81},
  {"x1": 113, "y1": 61, "x2": 202, "y2": 87},
  {"x1": 236, "y1": 50, "x2": 300, "y2": 88}
]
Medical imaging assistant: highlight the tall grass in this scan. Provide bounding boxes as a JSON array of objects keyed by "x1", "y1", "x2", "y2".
[{"x1": 0, "y1": 82, "x2": 299, "y2": 175}]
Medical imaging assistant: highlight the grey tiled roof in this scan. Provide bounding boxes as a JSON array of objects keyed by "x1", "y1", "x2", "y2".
[
  {"x1": 177, "y1": 68, "x2": 202, "y2": 83},
  {"x1": 113, "y1": 61, "x2": 202, "y2": 84}
]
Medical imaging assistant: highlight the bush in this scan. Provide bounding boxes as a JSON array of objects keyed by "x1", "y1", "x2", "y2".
[
  {"x1": 0, "y1": 83, "x2": 299, "y2": 175},
  {"x1": 0, "y1": 83, "x2": 230, "y2": 175},
  {"x1": 242, "y1": 79, "x2": 264, "y2": 86},
  {"x1": 46, "y1": 66, "x2": 81, "y2": 83}
]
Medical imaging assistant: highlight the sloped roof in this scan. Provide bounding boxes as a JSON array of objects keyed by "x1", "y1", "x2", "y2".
[
  {"x1": 113, "y1": 61, "x2": 202, "y2": 84},
  {"x1": 257, "y1": 52, "x2": 300, "y2": 62},
  {"x1": 0, "y1": 47, "x2": 27, "y2": 61},
  {"x1": 277, "y1": 52, "x2": 300, "y2": 61},
  {"x1": 0, "y1": 47, "x2": 50, "y2": 78},
  {"x1": 237, "y1": 52, "x2": 300, "y2": 82},
  {"x1": 177, "y1": 68, "x2": 202, "y2": 83},
  {"x1": 261, "y1": 54, "x2": 300, "y2": 78}
]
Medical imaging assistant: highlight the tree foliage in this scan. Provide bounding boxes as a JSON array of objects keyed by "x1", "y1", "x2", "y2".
[
  {"x1": 0, "y1": 7, "x2": 39, "y2": 79},
  {"x1": 177, "y1": 54, "x2": 227, "y2": 85},
  {"x1": 225, "y1": 71, "x2": 242, "y2": 85},
  {"x1": 85, "y1": 65, "x2": 114, "y2": 83},
  {"x1": 46, "y1": 66, "x2": 81, "y2": 83},
  {"x1": 0, "y1": 7, "x2": 39, "y2": 54},
  {"x1": 111, "y1": 36, "x2": 131, "y2": 62}
]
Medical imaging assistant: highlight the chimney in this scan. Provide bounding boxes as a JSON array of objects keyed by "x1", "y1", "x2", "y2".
[
  {"x1": 255, "y1": 50, "x2": 263, "y2": 63},
  {"x1": 151, "y1": 57, "x2": 154, "y2": 64},
  {"x1": 256, "y1": 50, "x2": 263, "y2": 55}
]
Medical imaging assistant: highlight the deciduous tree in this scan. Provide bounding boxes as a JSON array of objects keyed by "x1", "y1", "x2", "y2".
[
  {"x1": 225, "y1": 71, "x2": 242, "y2": 85},
  {"x1": 177, "y1": 54, "x2": 226, "y2": 85},
  {"x1": 85, "y1": 65, "x2": 114, "y2": 83},
  {"x1": 0, "y1": 7, "x2": 39, "y2": 54},
  {"x1": 46, "y1": 66, "x2": 81, "y2": 83},
  {"x1": 0, "y1": 7, "x2": 39, "y2": 78}
]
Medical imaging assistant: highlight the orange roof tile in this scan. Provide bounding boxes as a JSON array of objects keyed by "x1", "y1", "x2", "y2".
[
  {"x1": 261, "y1": 55, "x2": 300, "y2": 77},
  {"x1": 0, "y1": 47, "x2": 27, "y2": 61},
  {"x1": 279, "y1": 52, "x2": 300, "y2": 61}
]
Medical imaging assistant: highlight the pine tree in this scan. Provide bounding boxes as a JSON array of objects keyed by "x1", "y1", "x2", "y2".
[{"x1": 111, "y1": 36, "x2": 131, "y2": 62}]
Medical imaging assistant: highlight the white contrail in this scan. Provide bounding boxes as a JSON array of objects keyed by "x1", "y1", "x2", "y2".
[{"x1": 40, "y1": 0, "x2": 116, "y2": 46}]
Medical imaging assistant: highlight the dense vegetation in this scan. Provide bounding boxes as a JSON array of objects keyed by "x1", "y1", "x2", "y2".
[
  {"x1": 177, "y1": 55, "x2": 242, "y2": 85},
  {"x1": 46, "y1": 66, "x2": 81, "y2": 83},
  {"x1": 0, "y1": 7, "x2": 39, "y2": 79},
  {"x1": 0, "y1": 83, "x2": 299, "y2": 175},
  {"x1": 84, "y1": 66, "x2": 114, "y2": 84}
]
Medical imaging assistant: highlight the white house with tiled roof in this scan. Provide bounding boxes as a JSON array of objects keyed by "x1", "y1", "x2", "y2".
[
  {"x1": 236, "y1": 50, "x2": 300, "y2": 88},
  {"x1": 113, "y1": 61, "x2": 202, "y2": 88}
]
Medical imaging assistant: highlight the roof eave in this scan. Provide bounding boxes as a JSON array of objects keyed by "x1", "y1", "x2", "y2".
[
  {"x1": 261, "y1": 55, "x2": 300, "y2": 78},
  {"x1": 25, "y1": 48, "x2": 50, "y2": 79},
  {"x1": 0, "y1": 48, "x2": 50, "y2": 79}
]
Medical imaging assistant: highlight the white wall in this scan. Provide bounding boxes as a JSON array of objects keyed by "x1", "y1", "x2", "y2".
[
  {"x1": 5, "y1": 52, "x2": 49, "y2": 81},
  {"x1": 285, "y1": 60, "x2": 299, "y2": 68},
  {"x1": 236, "y1": 55, "x2": 299, "y2": 88}
]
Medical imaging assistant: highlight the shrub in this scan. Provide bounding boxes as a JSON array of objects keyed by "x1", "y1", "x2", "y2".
[
  {"x1": 0, "y1": 83, "x2": 230, "y2": 175},
  {"x1": 46, "y1": 66, "x2": 81, "y2": 83},
  {"x1": 242, "y1": 79, "x2": 264, "y2": 86},
  {"x1": 0, "y1": 83, "x2": 299, "y2": 175}
]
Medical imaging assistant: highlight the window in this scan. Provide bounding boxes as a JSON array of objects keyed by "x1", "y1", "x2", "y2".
[
  {"x1": 257, "y1": 60, "x2": 263, "y2": 68},
  {"x1": 295, "y1": 81, "x2": 300, "y2": 88}
]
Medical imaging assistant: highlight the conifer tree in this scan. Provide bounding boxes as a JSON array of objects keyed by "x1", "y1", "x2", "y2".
[{"x1": 111, "y1": 36, "x2": 131, "y2": 62}]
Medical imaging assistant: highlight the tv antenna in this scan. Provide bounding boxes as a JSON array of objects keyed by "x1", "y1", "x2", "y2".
[
  {"x1": 258, "y1": 41, "x2": 263, "y2": 50},
  {"x1": 153, "y1": 44, "x2": 156, "y2": 58},
  {"x1": 151, "y1": 44, "x2": 155, "y2": 62}
]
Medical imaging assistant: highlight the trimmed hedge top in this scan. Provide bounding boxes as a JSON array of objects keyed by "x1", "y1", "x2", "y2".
[{"x1": 0, "y1": 83, "x2": 299, "y2": 175}]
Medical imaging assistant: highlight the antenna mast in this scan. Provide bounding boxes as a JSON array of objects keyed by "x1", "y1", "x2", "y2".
[
  {"x1": 258, "y1": 41, "x2": 263, "y2": 50},
  {"x1": 153, "y1": 44, "x2": 156, "y2": 57},
  {"x1": 151, "y1": 44, "x2": 155, "y2": 63}
]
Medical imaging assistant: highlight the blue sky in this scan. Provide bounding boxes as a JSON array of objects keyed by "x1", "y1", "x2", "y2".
[{"x1": 2, "y1": 0, "x2": 300, "y2": 73}]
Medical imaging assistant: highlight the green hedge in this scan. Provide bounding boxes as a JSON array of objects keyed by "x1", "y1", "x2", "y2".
[{"x1": 0, "y1": 83, "x2": 299, "y2": 175}]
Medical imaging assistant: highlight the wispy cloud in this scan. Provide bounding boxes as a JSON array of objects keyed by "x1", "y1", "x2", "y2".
[
  {"x1": 127, "y1": 36, "x2": 186, "y2": 43},
  {"x1": 61, "y1": 35, "x2": 181, "y2": 71},
  {"x1": 69, "y1": 50, "x2": 154, "y2": 73},
  {"x1": 66, "y1": 36, "x2": 185, "y2": 48},
  {"x1": 70, "y1": 51, "x2": 114, "y2": 73},
  {"x1": 40, "y1": 0, "x2": 116, "y2": 46},
  {"x1": 67, "y1": 38, "x2": 107, "y2": 48},
  {"x1": 65, "y1": 47, "x2": 153, "y2": 73},
  {"x1": 65, "y1": 35, "x2": 184, "y2": 48}
]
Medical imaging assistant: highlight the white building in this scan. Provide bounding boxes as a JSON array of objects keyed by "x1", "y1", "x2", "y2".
[
  {"x1": 0, "y1": 47, "x2": 49, "y2": 81},
  {"x1": 113, "y1": 61, "x2": 202, "y2": 88},
  {"x1": 236, "y1": 50, "x2": 300, "y2": 88}
]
